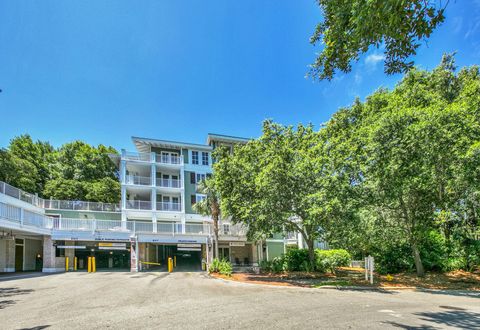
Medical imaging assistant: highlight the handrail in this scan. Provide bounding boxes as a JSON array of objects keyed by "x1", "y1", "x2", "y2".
[{"x1": 0, "y1": 181, "x2": 121, "y2": 212}]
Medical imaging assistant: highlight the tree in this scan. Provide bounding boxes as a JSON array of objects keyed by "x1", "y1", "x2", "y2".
[
  {"x1": 323, "y1": 55, "x2": 480, "y2": 276},
  {"x1": 214, "y1": 121, "x2": 353, "y2": 269},
  {"x1": 309, "y1": 0, "x2": 447, "y2": 80},
  {"x1": 193, "y1": 178, "x2": 221, "y2": 259},
  {"x1": 84, "y1": 178, "x2": 121, "y2": 204},
  {"x1": 0, "y1": 148, "x2": 39, "y2": 193},
  {"x1": 43, "y1": 178, "x2": 85, "y2": 201}
]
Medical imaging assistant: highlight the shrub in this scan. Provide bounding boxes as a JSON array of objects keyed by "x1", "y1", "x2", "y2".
[
  {"x1": 259, "y1": 256, "x2": 285, "y2": 273},
  {"x1": 283, "y1": 248, "x2": 310, "y2": 271},
  {"x1": 209, "y1": 258, "x2": 233, "y2": 276},
  {"x1": 315, "y1": 249, "x2": 351, "y2": 273}
]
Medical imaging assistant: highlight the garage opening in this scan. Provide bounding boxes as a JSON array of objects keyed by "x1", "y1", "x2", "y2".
[{"x1": 142, "y1": 243, "x2": 204, "y2": 272}]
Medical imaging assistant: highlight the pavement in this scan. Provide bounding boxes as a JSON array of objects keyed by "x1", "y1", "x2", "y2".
[{"x1": 1, "y1": 271, "x2": 480, "y2": 329}]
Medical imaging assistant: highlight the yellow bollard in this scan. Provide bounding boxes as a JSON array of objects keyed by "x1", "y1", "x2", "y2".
[
  {"x1": 74, "y1": 257, "x2": 77, "y2": 271},
  {"x1": 92, "y1": 257, "x2": 96, "y2": 272},
  {"x1": 65, "y1": 256, "x2": 69, "y2": 272},
  {"x1": 174, "y1": 256, "x2": 176, "y2": 268},
  {"x1": 88, "y1": 257, "x2": 92, "y2": 273},
  {"x1": 168, "y1": 257, "x2": 173, "y2": 273}
]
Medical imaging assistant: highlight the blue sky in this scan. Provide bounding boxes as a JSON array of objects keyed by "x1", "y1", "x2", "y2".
[{"x1": 1, "y1": 1, "x2": 479, "y2": 150}]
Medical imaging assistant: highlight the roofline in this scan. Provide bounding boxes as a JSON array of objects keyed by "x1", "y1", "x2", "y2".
[
  {"x1": 131, "y1": 136, "x2": 213, "y2": 152},
  {"x1": 206, "y1": 133, "x2": 251, "y2": 145}
]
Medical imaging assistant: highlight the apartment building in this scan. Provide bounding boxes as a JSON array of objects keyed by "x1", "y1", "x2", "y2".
[{"x1": 0, "y1": 133, "x2": 309, "y2": 273}]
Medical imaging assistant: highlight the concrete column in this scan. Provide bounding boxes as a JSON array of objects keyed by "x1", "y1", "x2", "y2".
[
  {"x1": 1, "y1": 239, "x2": 15, "y2": 272},
  {"x1": 65, "y1": 241, "x2": 75, "y2": 271},
  {"x1": 152, "y1": 213, "x2": 157, "y2": 233},
  {"x1": 120, "y1": 159, "x2": 126, "y2": 184},
  {"x1": 42, "y1": 236, "x2": 58, "y2": 273}
]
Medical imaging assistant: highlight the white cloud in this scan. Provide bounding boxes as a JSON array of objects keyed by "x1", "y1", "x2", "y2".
[{"x1": 365, "y1": 53, "x2": 385, "y2": 67}]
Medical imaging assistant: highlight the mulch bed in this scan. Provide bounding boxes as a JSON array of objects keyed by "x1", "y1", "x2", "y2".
[{"x1": 211, "y1": 267, "x2": 480, "y2": 290}]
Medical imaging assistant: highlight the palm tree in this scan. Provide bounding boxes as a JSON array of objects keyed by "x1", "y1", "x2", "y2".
[{"x1": 193, "y1": 177, "x2": 221, "y2": 259}]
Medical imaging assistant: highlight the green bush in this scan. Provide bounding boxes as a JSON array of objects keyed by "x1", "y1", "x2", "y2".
[
  {"x1": 209, "y1": 258, "x2": 233, "y2": 276},
  {"x1": 315, "y1": 249, "x2": 351, "y2": 273},
  {"x1": 283, "y1": 248, "x2": 310, "y2": 271},
  {"x1": 259, "y1": 256, "x2": 285, "y2": 273}
]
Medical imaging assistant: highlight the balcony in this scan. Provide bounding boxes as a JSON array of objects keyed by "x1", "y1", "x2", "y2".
[
  {"x1": 125, "y1": 175, "x2": 152, "y2": 186},
  {"x1": 126, "y1": 200, "x2": 152, "y2": 210},
  {"x1": 123, "y1": 151, "x2": 151, "y2": 162},
  {"x1": 155, "y1": 153, "x2": 183, "y2": 165},
  {"x1": 156, "y1": 202, "x2": 182, "y2": 212},
  {"x1": 43, "y1": 200, "x2": 121, "y2": 212},
  {"x1": 156, "y1": 178, "x2": 182, "y2": 189},
  {"x1": 220, "y1": 224, "x2": 248, "y2": 237}
]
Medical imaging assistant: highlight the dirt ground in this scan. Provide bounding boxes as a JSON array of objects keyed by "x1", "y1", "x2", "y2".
[{"x1": 212, "y1": 267, "x2": 480, "y2": 290}]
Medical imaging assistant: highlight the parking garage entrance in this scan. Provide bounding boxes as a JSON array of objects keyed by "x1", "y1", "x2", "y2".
[{"x1": 141, "y1": 243, "x2": 204, "y2": 272}]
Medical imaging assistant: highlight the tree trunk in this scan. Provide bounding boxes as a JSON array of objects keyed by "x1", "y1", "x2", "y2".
[
  {"x1": 306, "y1": 239, "x2": 316, "y2": 271},
  {"x1": 411, "y1": 241, "x2": 425, "y2": 277},
  {"x1": 213, "y1": 216, "x2": 219, "y2": 259}
]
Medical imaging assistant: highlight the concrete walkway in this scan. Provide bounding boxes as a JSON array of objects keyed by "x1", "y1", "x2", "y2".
[{"x1": 1, "y1": 271, "x2": 479, "y2": 329}]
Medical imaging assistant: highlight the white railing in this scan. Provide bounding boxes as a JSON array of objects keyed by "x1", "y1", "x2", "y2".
[
  {"x1": 221, "y1": 223, "x2": 248, "y2": 237},
  {"x1": 125, "y1": 175, "x2": 152, "y2": 186},
  {"x1": 156, "y1": 202, "x2": 181, "y2": 212},
  {"x1": 155, "y1": 178, "x2": 182, "y2": 188},
  {"x1": 0, "y1": 181, "x2": 43, "y2": 207},
  {"x1": 43, "y1": 199, "x2": 121, "y2": 212},
  {"x1": 155, "y1": 154, "x2": 183, "y2": 165},
  {"x1": 0, "y1": 181, "x2": 121, "y2": 212},
  {"x1": 185, "y1": 223, "x2": 210, "y2": 235},
  {"x1": 123, "y1": 151, "x2": 151, "y2": 162},
  {"x1": 134, "y1": 222, "x2": 154, "y2": 233},
  {"x1": 95, "y1": 220, "x2": 125, "y2": 231},
  {"x1": 126, "y1": 200, "x2": 152, "y2": 210}
]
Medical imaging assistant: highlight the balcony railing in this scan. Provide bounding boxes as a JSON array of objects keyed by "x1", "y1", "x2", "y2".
[
  {"x1": 43, "y1": 200, "x2": 121, "y2": 212},
  {"x1": 156, "y1": 202, "x2": 181, "y2": 212},
  {"x1": 220, "y1": 224, "x2": 248, "y2": 237},
  {"x1": 0, "y1": 181, "x2": 121, "y2": 212},
  {"x1": 126, "y1": 200, "x2": 152, "y2": 210},
  {"x1": 156, "y1": 178, "x2": 182, "y2": 188},
  {"x1": 155, "y1": 154, "x2": 183, "y2": 165},
  {"x1": 123, "y1": 151, "x2": 151, "y2": 162},
  {"x1": 125, "y1": 175, "x2": 152, "y2": 186}
]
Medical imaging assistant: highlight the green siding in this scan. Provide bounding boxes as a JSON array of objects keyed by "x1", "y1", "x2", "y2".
[
  {"x1": 182, "y1": 149, "x2": 189, "y2": 164},
  {"x1": 266, "y1": 241, "x2": 285, "y2": 260},
  {"x1": 184, "y1": 171, "x2": 197, "y2": 214},
  {"x1": 45, "y1": 209, "x2": 121, "y2": 220}
]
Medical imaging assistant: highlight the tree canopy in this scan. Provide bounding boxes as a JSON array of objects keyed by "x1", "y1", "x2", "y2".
[
  {"x1": 309, "y1": 0, "x2": 447, "y2": 80},
  {"x1": 0, "y1": 135, "x2": 120, "y2": 203}
]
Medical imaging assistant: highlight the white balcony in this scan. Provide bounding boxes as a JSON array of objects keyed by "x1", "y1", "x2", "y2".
[
  {"x1": 126, "y1": 200, "x2": 152, "y2": 210},
  {"x1": 156, "y1": 202, "x2": 182, "y2": 212},
  {"x1": 123, "y1": 151, "x2": 152, "y2": 162},
  {"x1": 155, "y1": 153, "x2": 183, "y2": 165},
  {"x1": 125, "y1": 175, "x2": 152, "y2": 186},
  {"x1": 155, "y1": 178, "x2": 182, "y2": 189}
]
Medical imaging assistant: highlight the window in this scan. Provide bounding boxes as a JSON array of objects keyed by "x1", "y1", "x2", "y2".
[
  {"x1": 202, "y1": 152, "x2": 209, "y2": 165},
  {"x1": 196, "y1": 173, "x2": 206, "y2": 183},
  {"x1": 196, "y1": 194, "x2": 206, "y2": 203},
  {"x1": 190, "y1": 172, "x2": 196, "y2": 184},
  {"x1": 191, "y1": 195, "x2": 196, "y2": 206},
  {"x1": 192, "y1": 151, "x2": 199, "y2": 165},
  {"x1": 223, "y1": 223, "x2": 230, "y2": 235}
]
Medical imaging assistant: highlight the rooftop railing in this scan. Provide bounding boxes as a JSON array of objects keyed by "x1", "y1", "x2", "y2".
[
  {"x1": 0, "y1": 181, "x2": 121, "y2": 212},
  {"x1": 155, "y1": 153, "x2": 183, "y2": 165},
  {"x1": 123, "y1": 151, "x2": 152, "y2": 162}
]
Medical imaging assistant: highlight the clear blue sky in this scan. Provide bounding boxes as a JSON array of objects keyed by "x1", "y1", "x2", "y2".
[{"x1": 1, "y1": 1, "x2": 479, "y2": 151}]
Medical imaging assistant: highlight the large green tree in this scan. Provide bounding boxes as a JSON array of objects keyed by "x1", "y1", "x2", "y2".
[
  {"x1": 214, "y1": 121, "x2": 353, "y2": 268},
  {"x1": 324, "y1": 55, "x2": 480, "y2": 276},
  {"x1": 309, "y1": 0, "x2": 448, "y2": 80}
]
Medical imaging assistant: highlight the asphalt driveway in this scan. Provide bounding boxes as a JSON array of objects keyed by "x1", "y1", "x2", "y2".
[{"x1": 1, "y1": 271, "x2": 479, "y2": 329}]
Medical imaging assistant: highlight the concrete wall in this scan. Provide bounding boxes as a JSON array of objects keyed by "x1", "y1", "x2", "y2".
[
  {"x1": 0, "y1": 238, "x2": 15, "y2": 272},
  {"x1": 24, "y1": 238, "x2": 43, "y2": 271}
]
